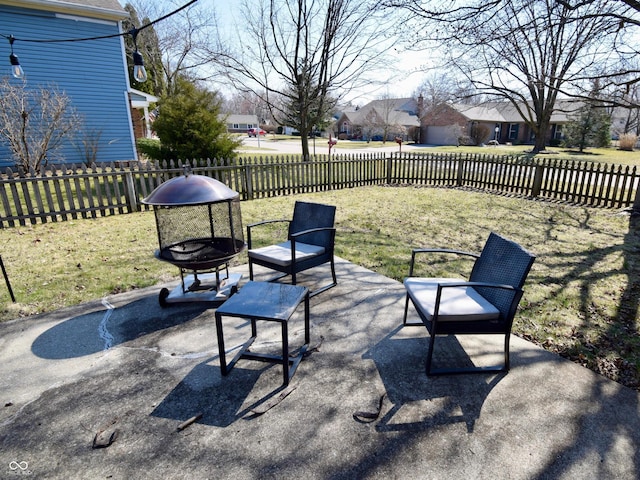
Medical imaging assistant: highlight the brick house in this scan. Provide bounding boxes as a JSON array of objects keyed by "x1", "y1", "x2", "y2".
[
  {"x1": 129, "y1": 89, "x2": 158, "y2": 139},
  {"x1": 420, "y1": 100, "x2": 582, "y2": 146},
  {"x1": 335, "y1": 98, "x2": 420, "y2": 141}
]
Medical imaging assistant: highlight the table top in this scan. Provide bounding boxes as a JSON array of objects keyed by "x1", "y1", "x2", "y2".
[{"x1": 215, "y1": 281, "x2": 308, "y2": 321}]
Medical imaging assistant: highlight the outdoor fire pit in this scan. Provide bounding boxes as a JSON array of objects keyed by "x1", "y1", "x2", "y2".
[{"x1": 142, "y1": 172, "x2": 245, "y2": 306}]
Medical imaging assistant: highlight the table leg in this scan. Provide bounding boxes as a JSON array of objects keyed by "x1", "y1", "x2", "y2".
[
  {"x1": 304, "y1": 291, "x2": 310, "y2": 344},
  {"x1": 215, "y1": 312, "x2": 228, "y2": 375},
  {"x1": 282, "y1": 321, "x2": 289, "y2": 385}
]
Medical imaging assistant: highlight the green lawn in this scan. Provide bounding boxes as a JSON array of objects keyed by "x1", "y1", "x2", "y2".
[
  {"x1": 0, "y1": 185, "x2": 638, "y2": 390},
  {"x1": 428, "y1": 144, "x2": 640, "y2": 166}
]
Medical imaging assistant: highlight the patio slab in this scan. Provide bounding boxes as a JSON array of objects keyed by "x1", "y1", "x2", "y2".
[{"x1": 0, "y1": 258, "x2": 639, "y2": 479}]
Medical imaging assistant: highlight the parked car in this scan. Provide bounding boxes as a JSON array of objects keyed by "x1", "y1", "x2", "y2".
[{"x1": 248, "y1": 128, "x2": 266, "y2": 137}]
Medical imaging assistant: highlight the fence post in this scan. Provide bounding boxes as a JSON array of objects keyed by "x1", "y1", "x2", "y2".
[
  {"x1": 456, "y1": 154, "x2": 465, "y2": 187},
  {"x1": 531, "y1": 162, "x2": 544, "y2": 198},
  {"x1": 123, "y1": 171, "x2": 139, "y2": 212},
  {"x1": 244, "y1": 164, "x2": 254, "y2": 200},
  {"x1": 386, "y1": 154, "x2": 393, "y2": 184}
]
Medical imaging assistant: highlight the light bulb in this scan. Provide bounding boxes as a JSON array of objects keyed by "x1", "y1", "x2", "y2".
[
  {"x1": 9, "y1": 53, "x2": 23, "y2": 79},
  {"x1": 133, "y1": 51, "x2": 147, "y2": 83}
]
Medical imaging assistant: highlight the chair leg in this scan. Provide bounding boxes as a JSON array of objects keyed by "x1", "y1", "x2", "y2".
[
  {"x1": 504, "y1": 333, "x2": 511, "y2": 371},
  {"x1": 248, "y1": 258, "x2": 255, "y2": 281},
  {"x1": 425, "y1": 332, "x2": 437, "y2": 376},
  {"x1": 426, "y1": 333, "x2": 511, "y2": 376},
  {"x1": 402, "y1": 294, "x2": 422, "y2": 327},
  {"x1": 403, "y1": 294, "x2": 410, "y2": 325},
  {"x1": 330, "y1": 257, "x2": 337, "y2": 286},
  {"x1": 307, "y1": 259, "x2": 338, "y2": 297}
]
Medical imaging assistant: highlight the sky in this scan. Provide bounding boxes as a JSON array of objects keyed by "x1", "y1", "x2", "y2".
[{"x1": 122, "y1": 0, "x2": 428, "y2": 105}]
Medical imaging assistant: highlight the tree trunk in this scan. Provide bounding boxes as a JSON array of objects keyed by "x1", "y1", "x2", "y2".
[
  {"x1": 532, "y1": 134, "x2": 547, "y2": 153},
  {"x1": 531, "y1": 115, "x2": 551, "y2": 153},
  {"x1": 301, "y1": 133, "x2": 310, "y2": 160}
]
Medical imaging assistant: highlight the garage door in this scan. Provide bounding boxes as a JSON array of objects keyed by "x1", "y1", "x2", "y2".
[{"x1": 425, "y1": 126, "x2": 460, "y2": 146}]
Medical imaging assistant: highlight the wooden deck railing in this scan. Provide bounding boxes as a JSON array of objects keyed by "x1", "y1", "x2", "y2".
[{"x1": 0, "y1": 152, "x2": 638, "y2": 228}]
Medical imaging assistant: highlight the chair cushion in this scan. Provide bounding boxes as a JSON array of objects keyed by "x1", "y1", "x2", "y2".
[
  {"x1": 248, "y1": 241, "x2": 325, "y2": 267},
  {"x1": 404, "y1": 277, "x2": 501, "y2": 322}
]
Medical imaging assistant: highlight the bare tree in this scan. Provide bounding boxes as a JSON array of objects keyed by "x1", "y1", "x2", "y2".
[
  {"x1": 614, "y1": 82, "x2": 640, "y2": 135},
  {"x1": 0, "y1": 79, "x2": 81, "y2": 173},
  {"x1": 370, "y1": 95, "x2": 409, "y2": 144},
  {"x1": 413, "y1": 72, "x2": 474, "y2": 109},
  {"x1": 74, "y1": 127, "x2": 103, "y2": 166},
  {"x1": 555, "y1": 1, "x2": 640, "y2": 104},
  {"x1": 359, "y1": 109, "x2": 377, "y2": 141},
  {"x1": 219, "y1": 0, "x2": 394, "y2": 158},
  {"x1": 385, "y1": 0, "x2": 632, "y2": 152},
  {"x1": 126, "y1": 0, "x2": 223, "y2": 96}
]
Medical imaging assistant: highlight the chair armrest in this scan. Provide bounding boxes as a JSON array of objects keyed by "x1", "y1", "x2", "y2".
[
  {"x1": 431, "y1": 281, "x2": 520, "y2": 324},
  {"x1": 246, "y1": 219, "x2": 290, "y2": 249},
  {"x1": 290, "y1": 226, "x2": 336, "y2": 239},
  {"x1": 290, "y1": 227, "x2": 336, "y2": 252},
  {"x1": 409, "y1": 248, "x2": 479, "y2": 277},
  {"x1": 435, "y1": 280, "x2": 517, "y2": 291}
]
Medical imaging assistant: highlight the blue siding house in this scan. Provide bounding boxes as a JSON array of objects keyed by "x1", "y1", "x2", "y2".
[{"x1": 0, "y1": 0, "x2": 137, "y2": 168}]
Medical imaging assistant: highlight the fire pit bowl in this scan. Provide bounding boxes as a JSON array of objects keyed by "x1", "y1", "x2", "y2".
[{"x1": 142, "y1": 173, "x2": 245, "y2": 306}]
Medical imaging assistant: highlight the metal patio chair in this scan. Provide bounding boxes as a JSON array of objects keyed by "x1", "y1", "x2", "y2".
[
  {"x1": 403, "y1": 232, "x2": 535, "y2": 375},
  {"x1": 247, "y1": 201, "x2": 337, "y2": 296}
]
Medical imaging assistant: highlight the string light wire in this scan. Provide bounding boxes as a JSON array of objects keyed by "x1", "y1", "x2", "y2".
[{"x1": 2, "y1": 0, "x2": 198, "y2": 80}]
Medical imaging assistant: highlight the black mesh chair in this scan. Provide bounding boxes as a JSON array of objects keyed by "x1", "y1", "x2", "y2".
[
  {"x1": 247, "y1": 201, "x2": 337, "y2": 296},
  {"x1": 403, "y1": 232, "x2": 535, "y2": 375}
]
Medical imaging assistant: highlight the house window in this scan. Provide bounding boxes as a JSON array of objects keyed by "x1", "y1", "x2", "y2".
[
  {"x1": 553, "y1": 125, "x2": 563, "y2": 140},
  {"x1": 508, "y1": 123, "x2": 519, "y2": 140},
  {"x1": 233, "y1": 124, "x2": 239, "y2": 129}
]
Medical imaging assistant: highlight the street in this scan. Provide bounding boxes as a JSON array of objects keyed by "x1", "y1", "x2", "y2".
[{"x1": 238, "y1": 135, "x2": 428, "y2": 155}]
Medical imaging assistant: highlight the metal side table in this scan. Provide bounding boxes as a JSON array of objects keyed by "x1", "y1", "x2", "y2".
[{"x1": 215, "y1": 281, "x2": 310, "y2": 385}]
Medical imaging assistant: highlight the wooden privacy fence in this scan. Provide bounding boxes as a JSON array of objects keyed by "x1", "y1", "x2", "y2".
[{"x1": 0, "y1": 152, "x2": 638, "y2": 228}]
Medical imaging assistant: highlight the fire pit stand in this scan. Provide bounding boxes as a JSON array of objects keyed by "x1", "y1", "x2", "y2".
[
  {"x1": 158, "y1": 265, "x2": 242, "y2": 307},
  {"x1": 142, "y1": 172, "x2": 246, "y2": 307}
]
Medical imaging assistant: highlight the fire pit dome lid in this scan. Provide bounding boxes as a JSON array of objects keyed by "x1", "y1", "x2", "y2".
[{"x1": 142, "y1": 174, "x2": 239, "y2": 206}]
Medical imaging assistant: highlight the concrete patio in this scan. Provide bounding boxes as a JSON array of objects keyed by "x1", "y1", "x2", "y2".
[{"x1": 1, "y1": 258, "x2": 639, "y2": 479}]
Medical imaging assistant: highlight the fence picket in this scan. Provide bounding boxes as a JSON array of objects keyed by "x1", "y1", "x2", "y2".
[
  {"x1": 8, "y1": 174, "x2": 25, "y2": 226},
  {"x1": 0, "y1": 179, "x2": 14, "y2": 228}
]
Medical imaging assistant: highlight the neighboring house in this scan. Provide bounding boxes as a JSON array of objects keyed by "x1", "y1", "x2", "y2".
[
  {"x1": 0, "y1": 0, "x2": 138, "y2": 168},
  {"x1": 420, "y1": 99, "x2": 583, "y2": 146},
  {"x1": 224, "y1": 114, "x2": 260, "y2": 134},
  {"x1": 129, "y1": 88, "x2": 158, "y2": 139},
  {"x1": 335, "y1": 98, "x2": 420, "y2": 141}
]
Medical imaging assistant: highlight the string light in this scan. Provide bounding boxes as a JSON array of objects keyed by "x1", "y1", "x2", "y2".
[
  {"x1": 8, "y1": 35, "x2": 23, "y2": 79},
  {"x1": 130, "y1": 29, "x2": 148, "y2": 83},
  {"x1": 2, "y1": 0, "x2": 197, "y2": 82}
]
